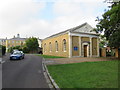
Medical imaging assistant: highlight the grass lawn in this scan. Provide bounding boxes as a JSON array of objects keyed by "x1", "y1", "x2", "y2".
[
  {"x1": 47, "y1": 60, "x2": 119, "y2": 88},
  {"x1": 36, "y1": 54, "x2": 65, "y2": 58}
]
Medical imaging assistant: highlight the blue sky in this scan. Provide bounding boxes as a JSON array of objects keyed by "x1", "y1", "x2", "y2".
[
  {"x1": 39, "y1": 2, "x2": 56, "y2": 21},
  {"x1": 0, "y1": 0, "x2": 109, "y2": 39}
]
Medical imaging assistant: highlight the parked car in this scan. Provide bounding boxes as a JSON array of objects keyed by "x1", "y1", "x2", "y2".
[
  {"x1": 19, "y1": 51, "x2": 25, "y2": 58},
  {"x1": 10, "y1": 51, "x2": 24, "y2": 60},
  {"x1": 11, "y1": 49, "x2": 19, "y2": 54}
]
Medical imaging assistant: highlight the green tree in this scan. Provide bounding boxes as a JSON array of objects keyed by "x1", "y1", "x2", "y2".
[
  {"x1": 99, "y1": 35, "x2": 108, "y2": 48},
  {"x1": 0, "y1": 45, "x2": 6, "y2": 55},
  {"x1": 8, "y1": 47, "x2": 13, "y2": 53},
  {"x1": 2, "y1": 46, "x2": 6, "y2": 55},
  {"x1": 22, "y1": 46, "x2": 29, "y2": 53},
  {"x1": 25, "y1": 37, "x2": 39, "y2": 53},
  {"x1": 95, "y1": 1, "x2": 120, "y2": 48}
]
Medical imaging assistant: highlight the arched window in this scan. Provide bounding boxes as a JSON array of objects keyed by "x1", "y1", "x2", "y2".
[
  {"x1": 49, "y1": 42, "x2": 52, "y2": 52},
  {"x1": 63, "y1": 39, "x2": 66, "y2": 51},
  {"x1": 55, "y1": 41, "x2": 58, "y2": 52},
  {"x1": 44, "y1": 43, "x2": 46, "y2": 52}
]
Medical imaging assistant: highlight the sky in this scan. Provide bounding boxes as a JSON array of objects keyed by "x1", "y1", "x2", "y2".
[{"x1": 0, "y1": 0, "x2": 110, "y2": 39}]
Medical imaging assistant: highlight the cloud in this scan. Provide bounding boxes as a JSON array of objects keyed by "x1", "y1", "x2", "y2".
[
  {"x1": 0, "y1": 0, "x2": 108, "y2": 39},
  {"x1": 0, "y1": 0, "x2": 46, "y2": 38},
  {"x1": 34, "y1": 0, "x2": 105, "y2": 3},
  {"x1": 52, "y1": 1, "x2": 107, "y2": 29}
]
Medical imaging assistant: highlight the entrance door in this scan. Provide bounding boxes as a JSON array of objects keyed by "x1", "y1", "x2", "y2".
[{"x1": 84, "y1": 45, "x2": 87, "y2": 57}]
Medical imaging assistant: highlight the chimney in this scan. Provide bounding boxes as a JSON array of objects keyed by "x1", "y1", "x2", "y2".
[{"x1": 17, "y1": 34, "x2": 20, "y2": 38}]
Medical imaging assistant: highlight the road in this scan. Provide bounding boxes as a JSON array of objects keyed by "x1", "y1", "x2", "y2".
[
  {"x1": 2, "y1": 54, "x2": 49, "y2": 88},
  {"x1": 0, "y1": 58, "x2": 2, "y2": 89}
]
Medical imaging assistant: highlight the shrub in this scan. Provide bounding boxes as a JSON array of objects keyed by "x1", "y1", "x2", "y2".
[
  {"x1": 2, "y1": 46, "x2": 6, "y2": 55},
  {"x1": 22, "y1": 46, "x2": 29, "y2": 53}
]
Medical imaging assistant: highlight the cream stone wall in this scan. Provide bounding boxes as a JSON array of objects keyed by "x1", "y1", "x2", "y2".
[
  {"x1": 42, "y1": 33, "x2": 69, "y2": 57},
  {"x1": 6, "y1": 40, "x2": 25, "y2": 48},
  {"x1": 6, "y1": 39, "x2": 26, "y2": 52},
  {"x1": 81, "y1": 37, "x2": 90, "y2": 42},
  {"x1": 42, "y1": 33, "x2": 99, "y2": 57},
  {"x1": 92, "y1": 38, "x2": 97, "y2": 56},
  {"x1": 72, "y1": 36, "x2": 79, "y2": 56}
]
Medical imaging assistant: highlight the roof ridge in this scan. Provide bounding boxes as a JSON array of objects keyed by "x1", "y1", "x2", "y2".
[
  {"x1": 69, "y1": 22, "x2": 87, "y2": 32},
  {"x1": 44, "y1": 22, "x2": 88, "y2": 40}
]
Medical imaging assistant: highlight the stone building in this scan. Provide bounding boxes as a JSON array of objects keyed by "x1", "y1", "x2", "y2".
[
  {"x1": 42, "y1": 22, "x2": 99, "y2": 58},
  {"x1": 0, "y1": 34, "x2": 26, "y2": 52}
]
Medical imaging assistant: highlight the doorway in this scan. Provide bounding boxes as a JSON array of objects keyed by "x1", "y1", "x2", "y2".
[{"x1": 84, "y1": 45, "x2": 87, "y2": 57}]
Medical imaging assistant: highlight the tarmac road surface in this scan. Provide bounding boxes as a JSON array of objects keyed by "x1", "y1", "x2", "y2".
[{"x1": 2, "y1": 54, "x2": 49, "y2": 88}]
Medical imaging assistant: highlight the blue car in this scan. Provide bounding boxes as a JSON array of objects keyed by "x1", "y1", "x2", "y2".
[{"x1": 10, "y1": 52, "x2": 24, "y2": 60}]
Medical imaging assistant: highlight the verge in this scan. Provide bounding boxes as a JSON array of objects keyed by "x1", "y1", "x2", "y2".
[{"x1": 42, "y1": 57, "x2": 60, "y2": 90}]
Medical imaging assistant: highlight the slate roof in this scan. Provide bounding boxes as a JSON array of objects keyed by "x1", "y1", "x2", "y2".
[
  {"x1": 44, "y1": 22, "x2": 97, "y2": 40},
  {"x1": 9, "y1": 37, "x2": 26, "y2": 40}
]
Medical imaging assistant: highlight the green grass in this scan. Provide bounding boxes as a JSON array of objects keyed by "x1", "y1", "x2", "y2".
[
  {"x1": 36, "y1": 54, "x2": 65, "y2": 58},
  {"x1": 47, "y1": 60, "x2": 119, "y2": 88}
]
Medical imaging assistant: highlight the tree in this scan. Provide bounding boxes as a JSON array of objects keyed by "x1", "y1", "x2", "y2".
[
  {"x1": 25, "y1": 37, "x2": 39, "y2": 53},
  {"x1": 13, "y1": 46, "x2": 20, "y2": 50},
  {"x1": 22, "y1": 46, "x2": 29, "y2": 53},
  {"x1": 95, "y1": 1, "x2": 120, "y2": 48},
  {"x1": 99, "y1": 35, "x2": 108, "y2": 48},
  {"x1": 2, "y1": 45, "x2": 6, "y2": 55},
  {"x1": 8, "y1": 47, "x2": 13, "y2": 53},
  {"x1": 0, "y1": 45, "x2": 6, "y2": 55}
]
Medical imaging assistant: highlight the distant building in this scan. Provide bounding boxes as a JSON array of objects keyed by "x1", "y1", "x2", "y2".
[
  {"x1": 37, "y1": 38, "x2": 42, "y2": 54},
  {"x1": 42, "y1": 22, "x2": 100, "y2": 58},
  {"x1": 0, "y1": 34, "x2": 42, "y2": 53},
  {"x1": 37, "y1": 38, "x2": 42, "y2": 48},
  {"x1": 0, "y1": 34, "x2": 26, "y2": 52},
  {"x1": 0, "y1": 38, "x2": 7, "y2": 46}
]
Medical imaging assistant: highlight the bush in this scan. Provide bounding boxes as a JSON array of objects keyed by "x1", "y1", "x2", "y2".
[
  {"x1": 22, "y1": 46, "x2": 29, "y2": 53},
  {"x1": 0, "y1": 45, "x2": 6, "y2": 56},
  {"x1": 2, "y1": 46, "x2": 6, "y2": 55},
  {"x1": 8, "y1": 47, "x2": 13, "y2": 53}
]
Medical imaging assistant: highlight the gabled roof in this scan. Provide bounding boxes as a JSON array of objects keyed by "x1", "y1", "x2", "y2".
[
  {"x1": 9, "y1": 37, "x2": 26, "y2": 40},
  {"x1": 44, "y1": 22, "x2": 97, "y2": 40}
]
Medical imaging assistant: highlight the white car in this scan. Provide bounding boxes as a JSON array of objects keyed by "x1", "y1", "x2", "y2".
[
  {"x1": 19, "y1": 51, "x2": 25, "y2": 58},
  {"x1": 10, "y1": 51, "x2": 24, "y2": 60}
]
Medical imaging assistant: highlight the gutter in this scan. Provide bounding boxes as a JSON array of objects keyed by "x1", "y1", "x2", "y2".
[{"x1": 42, "y1": 58, "x2": 60, "y2": 90}]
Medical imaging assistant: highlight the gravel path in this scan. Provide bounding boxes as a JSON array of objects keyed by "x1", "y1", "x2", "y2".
[{"x1": 45, "y1": 57, "x2": 118, "y2": 65}]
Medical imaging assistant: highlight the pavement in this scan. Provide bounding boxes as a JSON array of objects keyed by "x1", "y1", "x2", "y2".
[
  {"x1": 0, "y1": 58, "x2": 2, "y2": 90},
  {"x1": 0, "y1": 58, "x2": 1, "y2": 63},
  {"x1": 2, "y1": 54, "x2": 49, "y2": 88}
]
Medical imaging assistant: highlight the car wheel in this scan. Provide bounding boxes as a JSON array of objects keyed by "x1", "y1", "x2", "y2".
[{"x1": 20, "y1": 57, "x2": 22, "y2": 60}]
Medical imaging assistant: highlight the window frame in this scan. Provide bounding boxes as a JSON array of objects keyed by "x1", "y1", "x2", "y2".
[
  {"x1": 63, "y1": 39, "x2": 67, "y2": 52},
  {"x1": 49, "y1": 42, "x2": 52, "y2": 52},
  {"x1": 55, "y1": 41, "x2": 58, "y2": 52}
]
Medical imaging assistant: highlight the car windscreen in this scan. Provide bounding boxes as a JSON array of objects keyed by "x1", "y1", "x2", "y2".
[{"x1": 13, "y1": 53, "x2": 22, "y2": 55}]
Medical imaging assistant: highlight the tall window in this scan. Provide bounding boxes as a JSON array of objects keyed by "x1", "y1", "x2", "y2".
[
  {"x1": 55, "y1": 41, "x2": 58, "y2": 52},
  {"x1": 44, "y1": 43, "x2": 46, "y2": 52},
  {"x1": 63, "y1": 39, "x2": 66, "y2": 51},
  {"x1": 49, "y1": 42, "x2": 52, "y2": 52}
]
